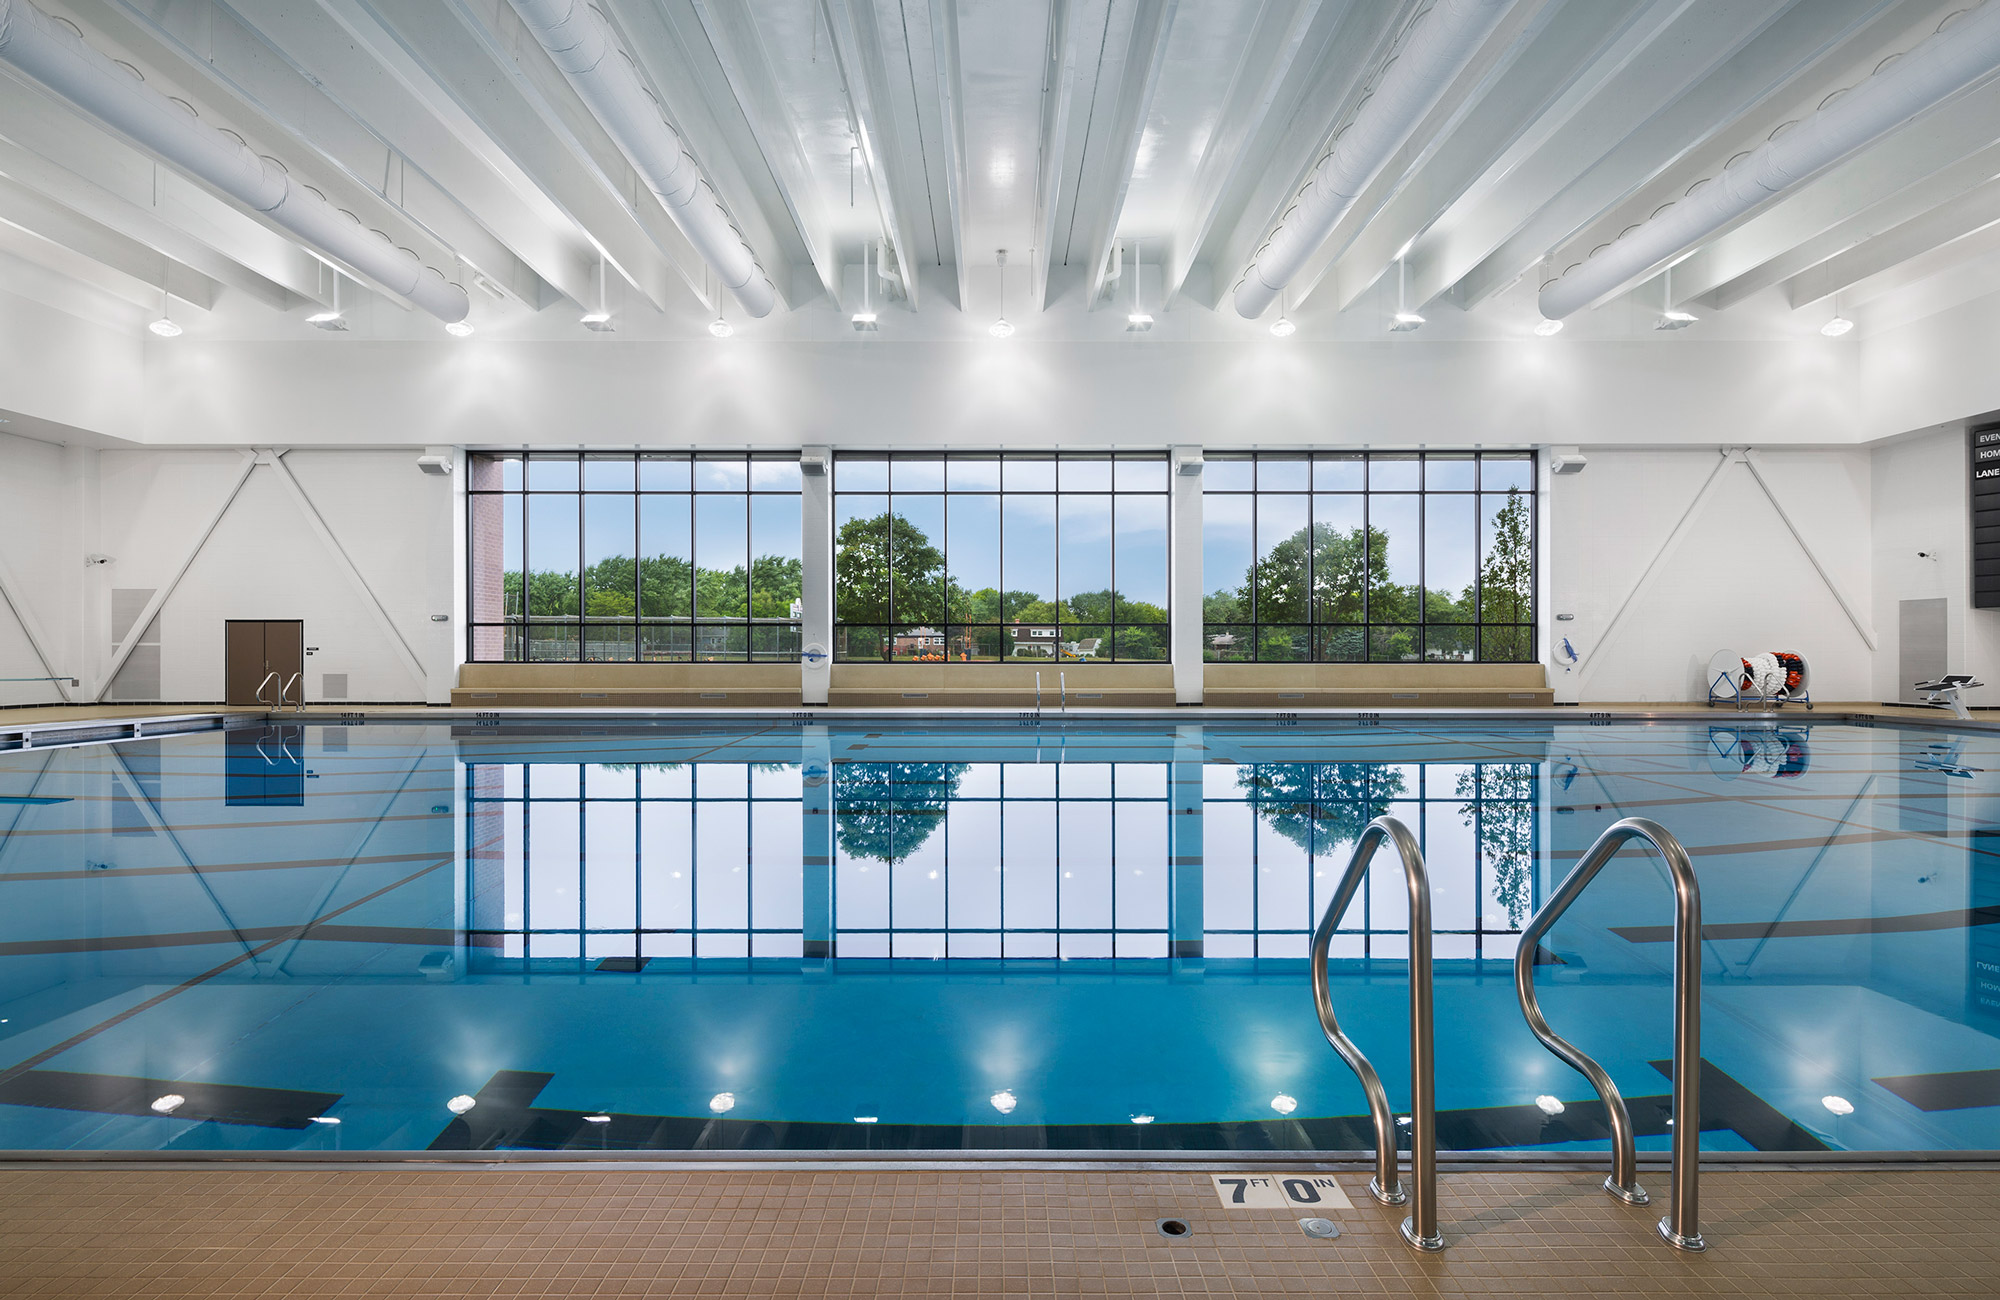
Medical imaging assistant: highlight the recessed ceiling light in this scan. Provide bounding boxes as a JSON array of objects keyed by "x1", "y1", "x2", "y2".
[
  {"x1": 709, "y1": 1091, "x2": 736, "y2": 1112},
  {"x1": 149, "y1": 1094, "x2": 186, "y2": 1114},
  {"x1": 1821, "y1": 315, "x2": 1853, "y2": 337},
  {"x1": 989, "y1": 1089, "x2": 1017, "y2": 1114},
  {"x1": 1270, "y1": 1093, "x2": 1297, "y2": 1115},
  {"x1": 707, "y1": 316, "x2": 733, "y2": 338},
  {"x1": 445, "y1": 319, "x2": 475, "y2": 338},
  {"x1": 1269, "y1": 316, "x2": 1295, "y2": 337},
  {"x1": 446, "y1": 1094, "x2": 477, "y2": 1115},
  {"x1": 1533, "y1": 318, "x2": 1563, "y2": 337}
]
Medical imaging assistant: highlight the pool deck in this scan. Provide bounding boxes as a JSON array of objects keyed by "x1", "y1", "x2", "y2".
[{"x1": 0, "y1": 1163, "x2": 1993, "y2": 1298}]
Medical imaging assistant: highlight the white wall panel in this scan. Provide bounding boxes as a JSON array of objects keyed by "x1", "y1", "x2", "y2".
[{"x1": 0, "y1": 433, "x2": 77, "y2": 705}]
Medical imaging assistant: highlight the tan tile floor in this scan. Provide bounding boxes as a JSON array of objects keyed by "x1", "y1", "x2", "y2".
[{"x1": 0, "y1": 1166, "x2": 1994, "y2": 1298}]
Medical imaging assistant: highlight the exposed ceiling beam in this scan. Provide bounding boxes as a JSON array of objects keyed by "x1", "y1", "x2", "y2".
[
  {"x1": 1825, "y1": 216, "x2": 2000, "y2": 307},
  {"x1": 817, "y1": 0, "x2": 924, "y2": 312},
  {"x1": 1668, "y1": 76, "x2": 2000, "y2": 304},
  {"x1": 1700, "y1": 141, "x2": 2000, "y2": 309},
  {"x1": 1159, "y1": 0, "x2": 1334, "y2": 310},
  {"x1": 1440, "y1": 0, "x2": 1896, "y2": 310},
  {"x1": 1064, "y1": 0, "x2": 1177, "y2": 310},
  {"x1": 683, "y1": 0, "x2": 842, "y2": 306},
  {"x1": 1786, "y1": 174, "x2": 2000, "y2": 308},
  {"x1": 0, "y1": 173, "x2": 219, "y2": 309},
  {"x1": 932, "y1": 0, "x2": 974, "y2": 312},
  {"x1": 1316, "y1": 0, "x2": 1630, "y2": 314}
]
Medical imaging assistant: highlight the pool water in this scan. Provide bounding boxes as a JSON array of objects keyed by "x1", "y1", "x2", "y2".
[{"x1": 0, "y1": 716, "x2": 1995, "y2": 1155}]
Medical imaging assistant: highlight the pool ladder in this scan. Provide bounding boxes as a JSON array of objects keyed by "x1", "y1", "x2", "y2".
[{"x1": 1311, "y1": 815, "x2": 1705, "y2": 1254}]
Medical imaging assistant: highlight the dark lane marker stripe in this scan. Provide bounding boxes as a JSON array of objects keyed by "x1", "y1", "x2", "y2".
[
  {"x1": 0, "y1": 923, "x2": 461, "y2": 956},
  {"x1": 0, "y1": 1069, "x2": 338, "y2": 1128},
  {"x1": 0, "y1": 849, "x2": 447, "y2": 884},
  {"x1": 0, "y1": 857, "x2": 451, "y2": 1089},
  {"x1": 1872, "y1": 1068, "x2": 2000, "y2": 1112},
  {"x1": 1614, "y1": 905, "x2": 2000, "y2": 943},
  {"x1": 1556, "y1": 829, "x2": 2000, "y2": 863}
]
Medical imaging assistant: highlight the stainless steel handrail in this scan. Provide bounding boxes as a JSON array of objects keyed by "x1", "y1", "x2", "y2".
[
  {"x1": 1309, "y1": 814, "x2": 1442, "y2": 1252},
  {"x1": 282, "y1": 672, "x2": 304, "y2": 712},
  {"x1": 1514, "y1": 816, "x2": 1705, "y2": 1252},
  {"x1": 254, "y1": 671, "x2": 280, "y2": 708}
]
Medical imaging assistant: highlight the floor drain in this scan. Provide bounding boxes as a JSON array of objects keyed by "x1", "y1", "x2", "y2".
[
  {"x1": 1299, "y1": 1218, "x2": 1340, "y2": 1239},
  {"x1": 1156, "y1": 1218, "x2": 1192, "y2": 1239}
]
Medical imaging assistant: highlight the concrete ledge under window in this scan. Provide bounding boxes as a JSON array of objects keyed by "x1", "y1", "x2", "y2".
[
  {"x1": 452, "y1": 663, "x2": 802, "y2": 709},
  {"x1": 1202, "y1": 663, "x2": 1551, "y2": 708},
  {"x1": 829, "y1": 663, "x2": 1175, "y2": 709}
]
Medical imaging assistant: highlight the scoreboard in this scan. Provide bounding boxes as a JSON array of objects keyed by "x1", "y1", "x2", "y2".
[{"x1": 1976, "y1": 425, "x2": 2000, "y2": 609}]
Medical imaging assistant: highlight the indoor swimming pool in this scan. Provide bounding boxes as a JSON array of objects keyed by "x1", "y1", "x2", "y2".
[{"x1": 0, "y1": 716, "x2": 1994, "y2": 1157}]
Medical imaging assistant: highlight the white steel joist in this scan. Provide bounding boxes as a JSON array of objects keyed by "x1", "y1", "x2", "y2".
[
  {"x1": 0, "y1": 174, "x2": 220, "y2": 309},
  {"x1": 817, "y1": 0, "x2": 927, "y2": 313},
  {"x1": 1060, "y1": 0, "x2": 1177, "y2": 310}
]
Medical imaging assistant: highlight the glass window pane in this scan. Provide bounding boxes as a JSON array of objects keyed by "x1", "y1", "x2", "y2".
[
  {"x1": 1313, "y1": 453, "x2": 1363, "y2": 491},
  {"x1": 639, "y1": 453, "x2": 690, "y2": 492},
  {"x1": 1369, "y1": 624, "x2": 1418, "y2": 662},
  {"x1": 891, "y1": 456, "x2": 945, "y2": 491},
  {"x1": 1202, "y1": 493, "x2": 1253, "y2": 628},
  {"x1": 1113, "y1": 456, "x2": 1168, "y2": 493},
  {"x1": 1058, "y1": 495, "x2": 1112, "y2": 610},
  {"x1": 1113, "y1": 495, "x2": 1168, "y2": 621},
  {"x1": 526, "y1": 494, "x2": 579, "y2": 617},
  {"x1": 1368, "y1": 494, "x2": 1420, "y2": 631},
  {"x1": 1204, "y1": 455, "x2": 1254, "y2": 492},
  {"x1": 835, "y1": 494, "x2": 891, "y2": 625},
  {"x1": 1002, "y1": 454, "x2": 1056, "y2": 492},
  {"x1": 892, "y1": 495, "x2": 948, "y2": 625},
  {"x1": 1311, "y1": 495, "x2": 1365, "y2": 624},
  {"x1": 1059, "y1": 455, "x2": 1112, "y2": 492},
  {"x1": 1254, "y1": 494, "x2": 1310, "y2": 624},
  {"x1": 1480, "y1": 491, "x2": 1535, "y2": 626},
  {"x1": 583, "y1": 495, "x2": 636, "y2": 619},
  {"x1": 750, "y1": 494, "x2": 802, "y2": 621},
  {"x1": 1369, "y1": 453, "x2": 1419, "y2": 492},
  {"x1": 1481, "y1": 454, "x2": 1534, "y2": 492},
  {"x1": 640, "y1": 623, "x2": 691, "y2": 661},
  {"x1": 693, "y1": 623, "x2": 749, "y2": 659},
  {"x1": 838, "y1": 455, "x2": 889, "y2": 493},
  {"x1": 1001, "y1": 495, "x2": 1056, "y2": 621},
  {"x1": 525, "y1": 452, "x2": 579, "y2": 491},
  {"x1": 583, "y1": 454, "x2": 635, "y2": 492},
  {"x1": 750, "y1": 457, "x2": 801, "y2": 492},
  {"x1": 946, "y1": 455, "x2": 1001, "y2": 492},
  {"x1": 695, "y1": 494, "x2": 748, "y2": 617},
  {"x1": 1425, "y1": 625, "x2": 1474, "y2": 661},
  {"x1": 1257, "y1": 455, "x2": 1308, "y2": 492},
  {"x1": 947, "y1": 494, "x2": 1001, "y2": 624},
  {"x1": 1424, "y1": 495, "x2": 1475, "y2": 623},
  {"x1": 469, "y1": 491, "x2": 520, "y2": 625},
  {"x1": 639, "y1": 496, "x2": 692, "y2": 619},
  {"x1": 694, "y1": 454, "x2": 747, "y2": 492},
  {"x1": 583, "y1": 623, "x2": 635, "y2": 662},
  {"x1": 1425, "y1": 454, "x2": 1474, "y2": 492}
]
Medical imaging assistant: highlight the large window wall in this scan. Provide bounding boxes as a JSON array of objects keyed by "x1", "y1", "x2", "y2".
[
  {"x1": 1201, "y1": 452, "x2": 1535, "y2": 662},
  {"x1": 467, "y1": 452, "x2": 802, "y2": 662},
  {"x1": 832, "y1": 453, "x2": 1170, "y2": 663}
]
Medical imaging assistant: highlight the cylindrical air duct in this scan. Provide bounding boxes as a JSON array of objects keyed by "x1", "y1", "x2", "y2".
[
  {"x1": 507, "y1": 0, "x2": 777, "y2": 318},
  {"x1": 1540, "y1": 0, "x2": 2000, "y2": 319},
  {"x1": 1233, "y1": 0, "x2": 1514, "y2": 320}
]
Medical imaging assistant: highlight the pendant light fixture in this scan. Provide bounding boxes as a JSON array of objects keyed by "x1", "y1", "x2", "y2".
[
  {"x1": 1533, "y1": 317, "x2": 1563, "y2": 336},
  {"x1": 989, "y1": 249, "x2": 1014, "y2": 337},
  {"x1": 147, "y1": 282, "x2": 181, "y2": 337},
  {"x1": 582, "y1": 253, "x2": 613, "y2": 331},
  {"x1": 1269, "y1": 287, "x2": 1295, "y2": 337},
  {"x1": 308, "y1": 268, "x2": 347, "y2": 331},
  {"x1": 1653, "y1": 265, "x2": 1696, "y2": 331},
  {"x1": 852, "y1": 241, "x2": 879, "y2": 331},
  {"x1": 1820, "y1": 292, "x2": 1853, "y2": 337},
  {"x1": 1389, "y1": 253, "x2": 1423, "y2": 332},
  {"x1": 1125, "y1": 239, "x2": 1152, "y2": 331}
]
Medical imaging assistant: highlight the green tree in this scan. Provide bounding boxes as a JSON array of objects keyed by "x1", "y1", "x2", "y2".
[
  {"x1": 1457, "y1": 763, "x2": 1535, "y2": 927},
  {"x1": 1236, "y1": 762, "x2": 1409, "y2": 855},
  {"x1": 834, "y1": 761, "x2": 969, "y2": 864},
  {"x1": 1477, "y1": 489, "x2": 1534, "y2": 660},
  {"x1": 835, "y1": 512, "x2": 947, "y2": 625}
]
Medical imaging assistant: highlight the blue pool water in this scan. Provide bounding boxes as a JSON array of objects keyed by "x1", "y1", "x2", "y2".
[{"x1": 0, "y1": 716, "x2": 1995, "y2": 1155}]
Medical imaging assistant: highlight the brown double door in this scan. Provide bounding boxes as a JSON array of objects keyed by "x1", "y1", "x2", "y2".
[{"x1": 224, "y1": 620, "x2": 304, "y2": 706}]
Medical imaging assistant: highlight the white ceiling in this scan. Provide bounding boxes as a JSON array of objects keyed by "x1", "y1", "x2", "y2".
[{"x1": 2, "y1": 0, "x2": 1999, "y2": 344}]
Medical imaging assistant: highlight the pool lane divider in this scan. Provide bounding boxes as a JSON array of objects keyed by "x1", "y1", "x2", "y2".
[{"x1": 426, "y1": 1061, "x2": 1819, "y2": 1155}]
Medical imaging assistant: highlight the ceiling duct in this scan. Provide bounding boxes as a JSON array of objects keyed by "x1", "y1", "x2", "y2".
[
  {"x1": 1232, "y1": 0, "x2": 1514, "y2": 320},
  {"x1": 0, "y1": 0, "x2": 470, "y2": 323},
  {"x1": 1541, "y1": 0, "x2": 2000, "y2": 320},
  {"x1": 505, "y1": 0, "x2": 776, "y2": 318}
]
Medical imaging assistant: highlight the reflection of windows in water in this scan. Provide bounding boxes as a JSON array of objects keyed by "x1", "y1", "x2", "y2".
[{"x1": 464, "y1": 758, "x2": 1533, "y2": 965}]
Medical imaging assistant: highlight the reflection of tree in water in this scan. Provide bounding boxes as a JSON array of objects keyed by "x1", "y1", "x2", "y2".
[
  {"x1": 834, "y1": 761, "x2": 969, "y2": 864},
  {"x1": 1457, "y1": 763, "x2": 1535, "y2": 927},
  {"x1": 1235, "y1": 763, "x2": 1408, "y2": 853}
]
